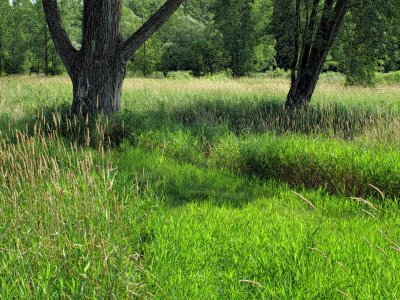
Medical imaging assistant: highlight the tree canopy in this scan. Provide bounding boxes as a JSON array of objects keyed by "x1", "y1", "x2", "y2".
[{"x1": 0, "y1": 0, "x2": 398, "y2": 84}]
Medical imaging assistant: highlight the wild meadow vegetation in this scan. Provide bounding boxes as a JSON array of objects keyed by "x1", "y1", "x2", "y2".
[{"x1": 0, "y1": 75, "x2": 399, "y2": 298}]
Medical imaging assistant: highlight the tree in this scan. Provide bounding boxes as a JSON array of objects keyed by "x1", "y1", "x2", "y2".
[
  {"x1": 30, "y1": 1, "x2": 50, "y2": 75},
  {"x1": 0, "y1": 0, "x2": 10, "y2": 76},
  {"x1": 270, "y1": 0, "x2": 296, "y2": 70},
  {"x1": 213, "y1": 0, "x2": 265, "y2": 77},
  {"x1": 122, "y1": 3, "x2": 163, "y2": 77},
  {"x1": 160, "y1": 15, "x2": 226, "y2": 76},
  {"x1": 42, "y1": 0, "x2": 185, "y2": 116},
  {"x1": 285, "y1": 0, "x2": 350, "y2": 109},
  {"x1": 337, "y1": 0, "x2": 400, "y2": 84},
  {"x1": 3, "y1": 0, "x2": 36, "y2": 74}
]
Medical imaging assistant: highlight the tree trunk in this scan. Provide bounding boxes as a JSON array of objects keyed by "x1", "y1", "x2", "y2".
[
  {"x1": 68, "y1": 0, "x2": 124, "y2": 115},
  {"x1": 71, "y1": 57, "x2": 127, "y2": 116},
  {"x1": 286, "y1": 47, "x2": 327, "y2": 109},
  {"x1": 286, "y1": 71, "x2": 319, "y2": 108},
  {"x1": 285, "y1": 0, "x2": 349, "y2": 109},
  {"x1": 44, "y1": 26, "x2": 49, "y2": 76},
  {"x1": 43, "y1": 0, "x2": 185, "y2": 116}
]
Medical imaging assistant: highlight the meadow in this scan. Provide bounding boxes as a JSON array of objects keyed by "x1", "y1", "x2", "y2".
[{"x1": 0, "y1": 75, "x2": 399, "y2": 298}]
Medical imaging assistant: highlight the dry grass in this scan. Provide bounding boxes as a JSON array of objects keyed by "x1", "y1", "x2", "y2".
[{"x1": 1, "y1": 75, "x2": 399, "y2": 112}]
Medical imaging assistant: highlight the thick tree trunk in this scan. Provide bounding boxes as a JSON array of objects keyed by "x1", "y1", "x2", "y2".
[
  {"x1": 69, "y1": 0, "x2": 125, "y2": 115},
  {"x1": 43, "y1": 0, "x2": 185, "y2": 116},
  {"x1": 71, "y1": 57, "x2": 127, "y2": 115}
]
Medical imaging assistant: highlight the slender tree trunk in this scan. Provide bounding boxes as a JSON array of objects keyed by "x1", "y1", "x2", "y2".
[
  {"x1": 43, "y1": 0, "x2": 185, "y2": 116},
  {"x1": 0, "y1": 37, "x2": 2, "y2": 76},
  {"x1": 44, "y1": 26, "x2": 49, "y2": 76},
  {"x1": 290, "y1": 0, "x2": 301, "y2": 85},
  {"x1": 286, "y1": 57, "x2": 324, "y2": 108},
  {"x1": 142, "y1": 15, "x2": 148, "y2": 77}
]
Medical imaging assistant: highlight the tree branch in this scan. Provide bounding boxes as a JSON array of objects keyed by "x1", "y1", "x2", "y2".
[
  {"x1": 120, "y1": 0, "x2": 185, "y2": 61},
  {"x1": 42, "y1": 0, "x2": 78, "y2": 75}
]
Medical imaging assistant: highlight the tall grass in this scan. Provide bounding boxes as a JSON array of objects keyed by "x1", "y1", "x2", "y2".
[
  {"x1": 0, "y1": 125, "x2": 156, "y2": 298},
  {"x1": 0, "y1": 76, "x2": 399, "y2": 298},
  {"x1": 1, "y1": 75, "x2": 400, "y2": 199}
]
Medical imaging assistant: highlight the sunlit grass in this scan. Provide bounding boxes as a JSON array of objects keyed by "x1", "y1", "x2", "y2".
[
  {"x1": 1, "y1": 75, "x2": 399, "y2": 114},
  {"x1": 0, "y1": 75, "x2": 399, "y2": 298}
]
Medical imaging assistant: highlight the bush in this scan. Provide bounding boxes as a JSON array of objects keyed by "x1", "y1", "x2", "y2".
[{"x1": 376, "y1": 71, "x2": 400, "y2": 84}]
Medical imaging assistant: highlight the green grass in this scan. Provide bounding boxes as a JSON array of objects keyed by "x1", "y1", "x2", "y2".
[
  {"x1": 0, "y1": 75, "x2": 399, "y2": 298},
  {"x1": 117, "y1": 147, "x2": 400, "y2": 298}
]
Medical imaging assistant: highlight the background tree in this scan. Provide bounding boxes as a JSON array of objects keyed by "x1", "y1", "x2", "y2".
[
  {"x1": 336, "y1": 0, "x2": 399, "y2": 85},
  {"x1": 160, "y1": 15, "x2": 227, "y2": 76},
  {"x1": 30, "y1": 1, "x2": 51, "y2": 75},
  {"x1": 3, "y1": 0, "x2": 36, "y2": 74},
  {"x1": 124, "y1": 0, "x2": 157, "y2": 76},
  {"x1": 0, "y1": 0, "x2": 10, "y2": 76},
  {"x1": 42, "y1": 0, "x2": 185, "y2": 116},
  {"x1": 213, "y1": 0, "x2": 272, "y2": 77},
  {"x1": 269, "y1": 0, "x2": 296, "y2": 70}
]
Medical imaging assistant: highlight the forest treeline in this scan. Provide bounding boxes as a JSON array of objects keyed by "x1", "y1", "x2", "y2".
[{"x1": 0, "y1": 0, "x2": 399, "y2": 83}]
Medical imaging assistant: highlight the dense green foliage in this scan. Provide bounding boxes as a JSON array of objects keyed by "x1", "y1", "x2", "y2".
[
  {"x1": 271, "y1": 0, "x2": 400, "y2": 87},
  {"x1": 0, "y1": 0, "x2": 81, "y2": 75},
  {"x1": 335, "y1": 0, "x2": 400, "y2": 84},
  {"x1": 1, "y1": 0, "x2": 399, "y2": 80},
  {"x1": 0, "y1": 76, "x2": 399, "y2": 297}
]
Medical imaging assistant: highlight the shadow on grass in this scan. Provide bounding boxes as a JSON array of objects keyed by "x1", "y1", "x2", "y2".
[
  {"x1": 1, "y1": 97, "x2": 395, "y2": 146},
  {"x1": 169, "y1": 98, "x2": 394, "y2": 139},
  {"x1": 0, "y1": 100, "x2": 398, "y2": 203},
  {"x1": 113, "y1": 146, "x2": 273, "y2": 208}
]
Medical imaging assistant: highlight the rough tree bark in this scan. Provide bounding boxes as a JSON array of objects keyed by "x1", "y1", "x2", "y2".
[
  {"x1": 42, "y1": 0, "x2": 185, "y2": 116},
  {"x1": 286, "y1": 0, "x2": 350, "y2": 109}
]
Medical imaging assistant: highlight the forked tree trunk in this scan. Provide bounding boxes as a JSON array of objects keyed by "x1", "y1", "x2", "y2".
[
  {"x1": 286, "y1": 0, "x2": 349, "y2": 109},
  {"x1": 69, "y1": 0, "x2": 125, "y2": 115},
  {"x1": 43, "y1": 0, "x2": 185, "y2": 116},
  {"x1": 287, "y1": 69, "x2": 320, "y2": 108}
]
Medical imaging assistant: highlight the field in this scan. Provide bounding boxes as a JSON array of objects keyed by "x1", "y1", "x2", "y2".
[{"x1": 0, "y1": 75, "x2": 400, "y2": 298}]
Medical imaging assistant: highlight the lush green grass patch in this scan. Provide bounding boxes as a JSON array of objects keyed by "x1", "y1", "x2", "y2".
[
  {"x1": 0, "y1": 76, "x2": 399, "y2": 298},
  {"x1": 116, "y1": 146, "x2": 400, "y2": 299}
]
